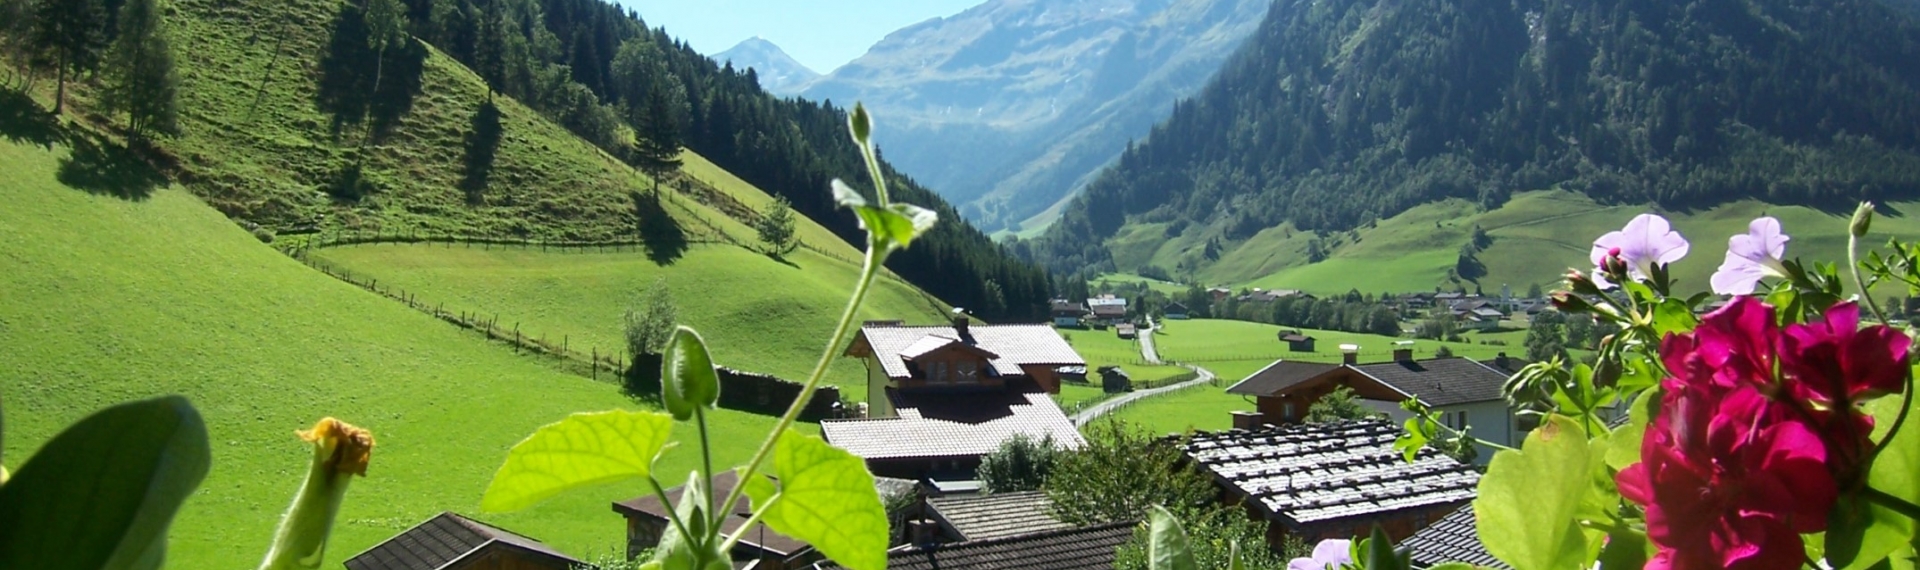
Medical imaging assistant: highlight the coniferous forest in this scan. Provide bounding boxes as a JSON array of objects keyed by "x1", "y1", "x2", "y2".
[
  {"x1": 1023, "y1": 0, "x2": 1920, "y2": 275},
  {"x1": 382, "y1": 0, "x2": 1052, "y2": 320}
]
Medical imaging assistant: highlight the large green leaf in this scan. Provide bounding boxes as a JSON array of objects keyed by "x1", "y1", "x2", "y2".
[
  {"x1": 1605, "y1": 389, "x2": 1657, "y2": 471},
  {"x1": 0, "y1": 395, "x2": 210, "y2": 570},
  {"x1": 1477, "y1": 415, "x2": 1597, "y2": 570},
  {"x1": 480, "y1": 410, "x2": 674, "y2": 512},
  {"x1": 741, "y1": 430, "x2": 888, "y2": 570},
  {"x1": 663, "y1": 327, "x2": 720, "y2": 421},
  {"x1": 1148, "y1": 505, "x2": 1198, "y2": 570},
  {"x1": 1830, "y1": 393, "x2": 1920, "y2": 569}
]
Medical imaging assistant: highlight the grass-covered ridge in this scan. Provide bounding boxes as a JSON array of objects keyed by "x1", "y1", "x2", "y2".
[{"x1": 0, "y1": 138, "x2": 796, "y2": 568}]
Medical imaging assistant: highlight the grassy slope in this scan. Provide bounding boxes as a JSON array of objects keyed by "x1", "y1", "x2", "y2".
[
  {"x1": 309, "y1": 242, "x2": 946, "y2": 394},
  {"x1": 0, "y1": 139, "x2": 795, "y2": 568},
  {"x1": 1152, "y1": 319, "x2": 1521, "y2": 374},
  {"x1": 1123, "y1": 190, "x2": 1920, "y2": 295},
  {"x1": 1060, "y1": 328, "x2": 1189, "y2": 384}
]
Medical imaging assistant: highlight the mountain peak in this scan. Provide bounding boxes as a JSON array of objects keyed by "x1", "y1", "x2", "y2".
[{"x1": 714, "y1": 37, "x2": 820, "y2": 95}]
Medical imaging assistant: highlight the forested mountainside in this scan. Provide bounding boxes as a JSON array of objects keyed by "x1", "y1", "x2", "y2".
[
  {"x1": 712, "y1": 37, "x2": 818, "y2": 96},
  {"x1": 801, "y1": 0, "x2": 1269, "y2": 232},
  {"x1": 371, "y1": 0, "x2": 1053, "y2": 319},
  {"x1": 1021, "y1": 0, "x2": 1920, "y2": 275}
]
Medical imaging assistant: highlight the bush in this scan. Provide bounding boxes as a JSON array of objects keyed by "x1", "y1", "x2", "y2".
[
  {"x1": 979, "y1": 434, "x2": 1059, "y2": 493},
  {"x1": 1045, "y1": 420, "x2": 1215, "y2": 525}
]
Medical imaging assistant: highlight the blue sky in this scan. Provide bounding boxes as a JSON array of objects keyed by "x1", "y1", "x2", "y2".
[{"x1": 613, "y1": 0, "x2": 983, "y2": 74}]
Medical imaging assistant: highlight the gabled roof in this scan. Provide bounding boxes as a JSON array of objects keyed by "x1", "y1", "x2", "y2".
[
  {"x1": 926, "y1": 491, "x2": 1073, "y2": 541},
  {"x1": 1349, "y1": 358, "x2": 1509, "y2": 407},
  {"x1": 1183, "y1": 420, "x2": 1479, "y2": 526},
  {"x1": 851, "y1": 324, "x2": 1084, "y2": 380},
  {"x1": 898, "y1": 335, "x2": 1000, "y2": 361},
  {"x1": 1226, "y1": 360, "x2": 1339, "y2": 396},
  {"x1": 1399, "y1": 504, "x2": 1509, "y2": 569},
  {"x1": 1090, "y1": 304, "x2": 1127, "y2": 317},
  {"x1": 1165, "y1": 302, "x2": 1189, "y2": 312},
  {"x1": 1050, "y1": 300, "x2": 1088, "y2": 314},
  {"x1": 343, "y1": 512, "x2": 583, "y2": 570},
  {"x1": 820, "y1": 391, "x2": 1086, "y2": 460},
  {"x1": 816, "y1": 522, "x2": 1136, "y2": 570},
  {"x1": 1279, "y1": 333, "x2": 1314, "y2": 343}
]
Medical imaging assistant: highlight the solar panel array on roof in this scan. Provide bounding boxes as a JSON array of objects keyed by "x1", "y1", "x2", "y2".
[{"x1": 1184, "y1": 420, "x2": 1479, "y2": 526}]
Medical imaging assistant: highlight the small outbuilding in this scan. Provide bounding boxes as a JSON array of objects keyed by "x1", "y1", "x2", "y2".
[
  {"x1": 1277, "y1": 331, "x2": 1316, "y2": 352},
  {"x1": 1164, "y1": 302, "x2": 1190, "y2": 320},
  {"x1": 343, "y1": 512, "x2": 586, "y2": 570}
]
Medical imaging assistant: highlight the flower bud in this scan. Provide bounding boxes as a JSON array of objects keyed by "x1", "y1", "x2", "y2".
[
  {"x1": 1552, "y1": 291, "x2": 1596, "y2": 313},
  {"x1": 1565, "y1": 270, "x2": 1603, "y2": 297},
  {"x1": 258, "y1": 418, "x2": 374, "y2": 570},
  {"x1": 1851, "y1": 202, "x2": 1875, "y2": 238}
]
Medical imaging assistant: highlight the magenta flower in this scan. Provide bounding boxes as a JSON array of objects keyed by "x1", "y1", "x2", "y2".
[
  {"x1": 1590, "y1": 214, "x2": 1690, "y2": 287},
  {"x1": 1710, "y1": 217, "x2": 1790, "y2": 295},
  {"x1": 1778, "y1": 301, "x2": 1913, "y2": 476},
  {"x1": 1288, "y1": 539, "x2": 1351, "y2": 570}
]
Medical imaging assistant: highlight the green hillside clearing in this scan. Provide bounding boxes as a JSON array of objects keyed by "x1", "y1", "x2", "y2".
[
  {"x1": 1061, "y1": 328, "x2": 1189, "y2": 385},
  {"x1": 0, "y1": 138, "x2": 795, "y2": 568},
  {"x1": 1153, "y1": 319, "x2": 1522, "y2": 374},
  {"x1": 309, "y1": 242, "x2": 946, "y2": 393}
]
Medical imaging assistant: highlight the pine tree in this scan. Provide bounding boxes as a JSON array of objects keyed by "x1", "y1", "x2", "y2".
[
  {"x1": 754, "y1": 194, "x2": 798, "y2": 256},
  {"x1": 101, "y1": 0, "x2": 176, "y2": 140},
  {"x1": 31, "y1": 0, "x2": 109, "y2": 114},
  {"x1": 1525, "y1": 310, "x2": 1568, "y2": 363},
  {"x1": 472, "y1": 0, "x2": 505, "y2": 98},
  {"x1": 362, "y1": 0, "x2": 407, "y2": 105},
  {"x1": 633, "y1": 76, "x2": 684, "y2": 189}
]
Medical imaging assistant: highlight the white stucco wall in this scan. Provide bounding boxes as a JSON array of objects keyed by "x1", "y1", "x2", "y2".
[{"x1": 1437, "y1": 400, "x2": 1517, "y2": 464}]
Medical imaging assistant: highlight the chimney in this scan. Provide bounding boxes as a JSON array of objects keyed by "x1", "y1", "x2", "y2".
[
  {"x1": 908, "y1": 518, "x2": 940, "y2": 546},
  {"x1": 1231, "y1": 410, "x2": 1267, "y2": 430},
  {"x1": 1495, "y1": 352, "x2": 1511, "y2": 370},
  {"x1": 1340, "y1": 344, "x2": 1359, "y2": 365},
  {"x1": 1393, "y1": 341, "x2": 1415, "y2": 362},
  {"x1": 950, "y1": 307, "x2": 972, "y2": 342}
]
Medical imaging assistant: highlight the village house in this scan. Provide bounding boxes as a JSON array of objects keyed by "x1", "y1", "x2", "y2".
[
  {"x1": 1086, "y1": 295, "x2": 1128, "y2": 326},
  {"x1": 1183, "y1": 420, "x2": 1480, "y2": 548},
  {"x1": 1164, "y1": 301, "x2": 1190, "y2": 319},
  {"x1": 1398, "y1": 504, "x2": 1509, "y2": 569},
  {"x1": 1222, "y1": 347, "x2": 1520, "y2": 458},
  {"x1": 1050, "y1": 299, "x2": 1088, "y2": 328},
  {"x1": 344, "y1": 512, "x2": 586, "y2": 570},
  {"x1": 1208, "y1": 287, "x2": 1234, "y2": 302},
  {"x1": 1116, "y1": 323, "x2": 1137, "y2": 339},
  {"x1": 827, "y1": 315, "x2": 1089, "y2": 479}
]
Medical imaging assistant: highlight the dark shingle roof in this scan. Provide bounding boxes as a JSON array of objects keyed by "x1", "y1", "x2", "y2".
[
  {"x1": 854, "y1": 325, "x2": 1084, "y2": 380},
  {"x1": 1226, "y1": 360, "x2": 1339, "y2": 396},
  {"x1": 612, "y1": 470, "x2": 808, "y2": 556},
  {"x1": 818, "y1": 522, "x2": 1136, "y2": 570},
  {"x1": 1183, "y1": 420, "x2": 1479, "y2": 526},
  {"x1": 821, "y1": 391, "x2": 1086, "y2": 460},
  {"x1": 1400, "y1": 504, "x2": 1510, "y2": 569},
  {"x1": 343, "y1": 512, "x2": 582, "y2": 570},
  {"x1": 1351, "y1": 358, "x2": 1508, "y2": 406},
  {"x1": 1090, "y1": 304, "x2": 1127, "y2": 317},
  {"x1": 927, "y1": 491, "x2": 1072, "y2": 541},
  {"x1": 1165, "y1": 302, "x2": 1189, "y2": 312}
]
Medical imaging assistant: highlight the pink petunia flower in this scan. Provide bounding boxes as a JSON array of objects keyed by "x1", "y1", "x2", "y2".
[
  {"x1": 1590, "y1": 214, "x2": 1690, "y2": 287},
  {"x1": 1710, "y1": 217, "x2": 1791, "y2": 296}
]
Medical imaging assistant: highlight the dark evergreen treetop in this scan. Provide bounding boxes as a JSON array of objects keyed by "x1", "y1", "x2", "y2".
[{"x1": 1027, "y1": 0, "x2": 1920, "y2": 275}]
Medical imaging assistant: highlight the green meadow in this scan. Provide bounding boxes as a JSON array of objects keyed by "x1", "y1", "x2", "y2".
[
  {"x1": 1152, "y1": 319, "x2": 1523, "y2": 380},
  {"x1": 0, "y1": 139, "x2": 801, "y2": 568},
  {"x1": 1060, "y1": 327, "x2": 1190, "y2": 385},
  {"x1": 309, "y1": 242, "x2": 947, "y2": 394}
]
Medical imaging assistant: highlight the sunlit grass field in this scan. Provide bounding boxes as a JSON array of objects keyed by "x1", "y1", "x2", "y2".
[{"x1": 0, "y1": 139, "x2": 799, "y2": 568}]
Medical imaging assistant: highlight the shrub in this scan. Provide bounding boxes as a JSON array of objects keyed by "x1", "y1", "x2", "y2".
[{"x1": 978, "y1": 433, "x2": 1059, "y2": 493}]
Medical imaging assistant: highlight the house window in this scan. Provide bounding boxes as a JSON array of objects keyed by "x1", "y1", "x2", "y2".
[
  {"x1": 1282, "y1": 402, "x2": 1296, "y2": 421},
  {"x1": 956, "y1": 361, "x2": 977, "y2": 383},
  {"x1": 928, "y1": 361, "x2": 948, "y2": 383}
]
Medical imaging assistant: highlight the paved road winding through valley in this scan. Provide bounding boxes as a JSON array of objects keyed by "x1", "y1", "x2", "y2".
[{"x1": 1070, "y1": 317, "x2": 1220, "y2": 425}]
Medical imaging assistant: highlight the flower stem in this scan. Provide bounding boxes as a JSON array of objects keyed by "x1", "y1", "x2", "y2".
[
  {"x1": 717, "y1": 493, "x2": 781, "y2": 555},
  {"x1": 1850, "y1": 224, "x2": 1891, "y2": 325},
  {"x1": 1862, "y1": 486, "x2": 1920, "y2": 522},
  {"x1": 646, "y1": 474, "x2": 698, "y2": 550},
  {"x1": 696, "y1": 406, "x2": 715, "y2": 536},
  {"x1": 715, "y1": 241, "x2": 887, "y2": 525}
]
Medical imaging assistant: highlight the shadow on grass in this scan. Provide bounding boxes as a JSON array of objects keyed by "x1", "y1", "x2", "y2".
[
  {"x1": 56, "y1": 133, "x2": 166, "y2": 201},
  {"x1": 0, "y1": 89, "x2": 59, "y2": 147},
  {"x1": 632, "y1": 192, "x2": 686, "y2": 265},
  {"x1": 315, "y1": 2, "x2": 427, "y2": 141}
]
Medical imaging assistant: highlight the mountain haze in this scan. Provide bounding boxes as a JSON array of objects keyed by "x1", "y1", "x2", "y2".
[
  {"x1": 713, "y1": 37, "x2": 820, "y2": 95},
  {"x1": 803, "y1": 0, "x2": 1270, "y2": 232},
  {"x1": 1024, "y1": 0, "x2": 1920, "y2": 278}
]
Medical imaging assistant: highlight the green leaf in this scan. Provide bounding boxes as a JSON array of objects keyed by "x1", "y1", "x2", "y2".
[
  {"x1": 650, "y1": 471, "x2": 721, "y2": 570},
  {"x1": 1831, "y1": 394, "x2": 1920, "y2": 569},
  {"x1": 850, "y1": 203, "x2": 936, "y2": 251},
  {"x1": 663, "y1": 326, "x2": 720, "y2": 421},
  {"x1": 1228, "y1": 541, "x2": 1245, "y2": 570},
  {"x1": 0, "y1": 395, "x2": 210, "y2": 570},
  {"x1": 744, "y1": 430, "x2": 889, "y2": 570},
  {"x1": 1605, "y1": 389, "x2": 1657, "y2": 471},
  {"x1": 1394, "y1": 417, "x2": 1431, "y2": 462},
  {"x1": 1476, "y1": 415, "x2": 1597, "y2": 570},
  {"x1": 1360, "y1": 526, "x2": 1410, "y2": 570},
  {"x1": 831, "y1": 179, "x2": 867, "y2": 208},
  {"x1": 480, "y1": 410, "x2": 674, "y2": 512},
  {"x1": 1649, "y1": 298, "x2": 1698, "y2": 339},
  {"x1": 1596, "y1": 528, "x2": 1649, "y2": 570},
  {"x1": 1147, "y1": 505, "x2": 1198, "y2": 570}
]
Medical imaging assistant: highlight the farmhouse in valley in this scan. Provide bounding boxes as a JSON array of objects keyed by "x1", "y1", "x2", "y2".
[
  {"x1": 1050, "y1": 299, "x2": 1088, "y2": 327},
  {"x1": 828, "y1": 314, "x2": 1088, "y2": 479},
  {"x1": 1086, "y1": 295, "x2": 1128, "y2": 326},
  {"x1": 1224, "y1": 346, "x2": 1520, "y2": 458},
  {"x1": 1277, "y1": 331, "x2": 1316, "y2": 352}
]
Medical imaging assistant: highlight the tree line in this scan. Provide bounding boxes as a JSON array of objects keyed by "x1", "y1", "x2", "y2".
[
  {"x1": 1023, "y1": 0, "x2": 1920, "y2": 276},
  {"x1": 385, "y1": 0, "x2": 1052, "y2": 320},
  {"x1": 2, "y1": 0, "x2": 180, "y2": 140}
]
